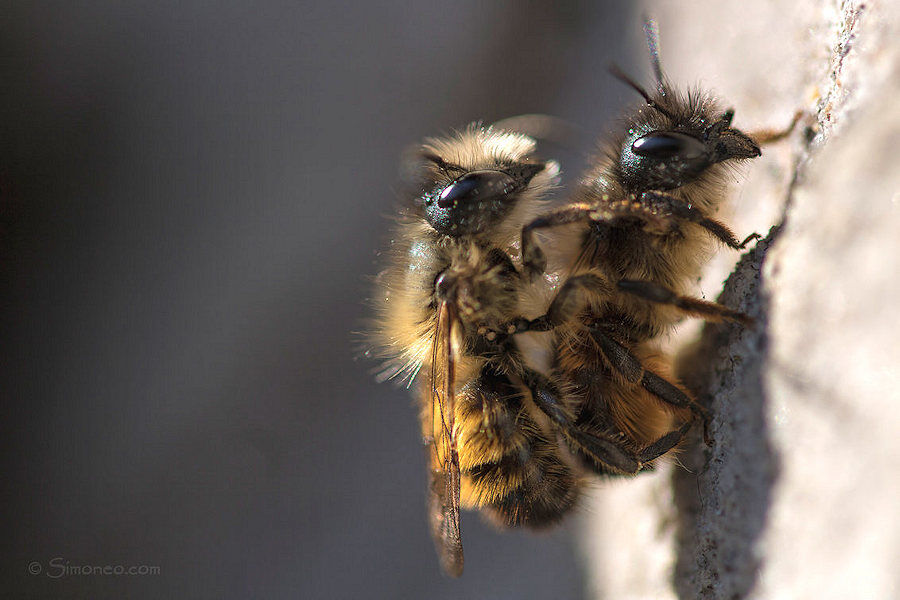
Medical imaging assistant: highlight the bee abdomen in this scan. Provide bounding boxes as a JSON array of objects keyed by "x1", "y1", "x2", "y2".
[
  {"x1": 476, "y1": 441, "x2": 579, "y2": 528},
  {"x1": 455, "y1": 365, "x2": 578, "y2": 527}
]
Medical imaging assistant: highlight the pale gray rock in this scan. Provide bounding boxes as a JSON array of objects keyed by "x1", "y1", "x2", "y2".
[{"x1": 581, "y1": 2, "x2": 899, "y2": 598}]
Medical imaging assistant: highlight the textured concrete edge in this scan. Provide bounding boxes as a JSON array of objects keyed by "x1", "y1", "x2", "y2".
[{"x1": 669, "y1": 1, "x2": 869, "y2": 598}]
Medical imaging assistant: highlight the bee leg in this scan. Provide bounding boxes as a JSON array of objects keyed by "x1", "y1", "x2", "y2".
[
  {"x1": 508, "y1": 274, "x2": 610, "y2": 333},
  {"x1": 521, "y1": 203, "x2": 601, "y2": 277},
  {"x1": 638, "y1": 420, "x2": 693, "y2": 463},
  {"x1": 550, "y1": 192, "x2": 750, "y2": 249},
  {"x1": 565, "y1": 427, "x2": 641, "y2": 474},
  {"x1": 571, "y1": 417, "x2": 692, "y2": 473},
  {"x1": 520, "y1": 368, "x2": 645, "y2": 474},
  {"x1": 521, "y1": 200, "x2": 675, "y2": 276},
  {"x1": 588, "y1": 326, "x2": 712, "y2": 445},
  {"x1": 617, "y1": 279, "x2": 753, "y2": 326},
  {"x1": 746, "y1": 109, "x2": 804, "y2": 145},
  {"x1": 640, "y1": 190, "x2": 757, "y2": 249},
  {"x1": 539, "y1": 273, "x2": 610, "y2": 327}
]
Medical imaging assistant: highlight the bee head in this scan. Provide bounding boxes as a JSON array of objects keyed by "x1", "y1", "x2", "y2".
[
  {"x1": 620, "y1": 110, "x2": 760, "y2": 191},
  {"x1": 611, "y1": 20, "x2": 761, "y2": 192},
  {"x1": 406, "y1": 126, "x2": 551, "y2": 238}
]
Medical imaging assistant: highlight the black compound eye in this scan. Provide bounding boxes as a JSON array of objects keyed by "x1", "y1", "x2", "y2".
[
  {"x1": 423, "y1": 163, "x2": 544, "y2": 237},
  {"x1": 437, "y1": 170, "x2": 516, "y2": 208},
  {"x1": 632, "y1": 131, "x2": 706, "y2": 160}
]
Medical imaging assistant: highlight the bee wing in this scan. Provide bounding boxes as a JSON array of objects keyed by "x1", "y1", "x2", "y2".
[
  {"x1": 427, "y1": 454, "x2": 463, "y2": 576},
  {"x1": 426, "y1": 302, "x2": 464, "y2": 577}
]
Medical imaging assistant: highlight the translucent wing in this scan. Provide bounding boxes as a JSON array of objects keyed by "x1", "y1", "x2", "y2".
[{"x1": 426, "y1": 302, "x2": 463, "y2": 577}]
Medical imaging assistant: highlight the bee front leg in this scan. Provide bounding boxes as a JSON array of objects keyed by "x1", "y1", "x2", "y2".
[
  {"x1": 523, "y1": 192, "x2": 746, "y2": 281},
  {"x1": 746, "y1": 110, "x2": 804, "y2": 145},
  {"x1": 640, "y1": 190, "x2": 758, "y2": 249},
  {"x1": 521, "y1": 203, "x2": 596, "y2": 277},
  {"x1": 521, "y1": 198, "x2": 689, "y2": 276},
  {"x1": 502, "y1": 273, "x2": 610, "y2": 335}
]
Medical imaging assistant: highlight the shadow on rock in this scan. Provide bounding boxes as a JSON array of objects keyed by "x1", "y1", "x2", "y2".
[{"x1": 670, "y1": 226, "x2": 786, "y2": 600}]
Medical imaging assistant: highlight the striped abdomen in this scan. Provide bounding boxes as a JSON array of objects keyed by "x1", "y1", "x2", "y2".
[{"x1": 453, "y1": 364, "x2": 579, "y2": 527}]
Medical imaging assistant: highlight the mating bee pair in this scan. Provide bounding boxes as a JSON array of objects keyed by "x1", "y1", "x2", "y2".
[{"x1": 368, "y1": 21, "x2": 797, "y2": 576}]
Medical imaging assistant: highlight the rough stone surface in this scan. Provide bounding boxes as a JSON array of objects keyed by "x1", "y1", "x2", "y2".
[{"x1": 581, "y1": 2, "x2": 899, "y2": 598}]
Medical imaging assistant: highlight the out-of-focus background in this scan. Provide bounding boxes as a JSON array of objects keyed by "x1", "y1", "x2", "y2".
[{"x1": 1, "y1": 2, "x2": 635, "y2": 598}]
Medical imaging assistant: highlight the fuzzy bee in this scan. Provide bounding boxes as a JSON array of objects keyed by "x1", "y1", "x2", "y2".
[
  {"x1": 520, "y1": 20, "x2": 799, "y2": 457},
  {"x1": 368, "y1": 126, "x2": 572, "y2": 575}
]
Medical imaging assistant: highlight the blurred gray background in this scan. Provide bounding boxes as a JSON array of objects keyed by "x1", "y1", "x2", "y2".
[{"x1": 1, "y1": 2, "x2": 641, "y2": 598}]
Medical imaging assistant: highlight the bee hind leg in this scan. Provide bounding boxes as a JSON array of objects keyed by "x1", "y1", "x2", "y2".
[
  {"x1": 588, "y1": 326, "x2": 712, "y2": 445},
  {"x1": 638, "y1": 420, "x2": 693, "y2": 463},
  {"x1": 520, "y1": 367, "x2": 685, "y2": 475}
]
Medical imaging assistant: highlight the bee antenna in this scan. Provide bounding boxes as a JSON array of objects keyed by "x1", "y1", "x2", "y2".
[
  {"x1": 642, "y1": 16, "x2": 666, "y2": 95},
  {"x1": 608, "y1": 63, "x2": 676, "y2": 121}
]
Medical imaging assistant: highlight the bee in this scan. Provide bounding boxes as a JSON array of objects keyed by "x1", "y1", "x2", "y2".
[
  {"x1": 368, "y1": 123, "x2": 691, "y2": 576},
  {"x1": 520, "y1": 20, "x2": 800, "y2": 455}
]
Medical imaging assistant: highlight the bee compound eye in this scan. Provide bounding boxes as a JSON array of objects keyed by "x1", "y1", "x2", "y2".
[
  {"x1": 632, "y1": 131, "x2": 706, "y2": 160},
  {"x1": 437, "y1": 170, "x2": 516, "y2": 209}
]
